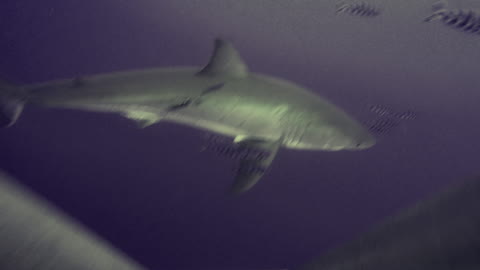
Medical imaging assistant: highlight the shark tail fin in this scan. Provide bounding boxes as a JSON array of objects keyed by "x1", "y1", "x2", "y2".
[{"x1": 0, "y1": 79, "x2": 26, "y2": 127}]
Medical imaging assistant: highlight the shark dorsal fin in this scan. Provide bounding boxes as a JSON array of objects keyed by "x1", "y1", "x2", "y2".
[{"x1": 197, "y1": 39, "x2": 248, "y2": 78}]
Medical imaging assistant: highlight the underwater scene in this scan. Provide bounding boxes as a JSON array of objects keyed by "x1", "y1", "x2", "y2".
[{"x1": 1, "y1": 0, "x2": 479, "y2": 269}]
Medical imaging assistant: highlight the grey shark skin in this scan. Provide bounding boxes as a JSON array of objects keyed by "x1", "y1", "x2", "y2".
[
  {"x1": 0, "y1": 39, "x2": 375, "y2": 193},
  {"x1": 0, "y1": 170, "x2": 146, "y2": 270},
  {"x1": 296, "y1": 177, "x2": 480, "y2": 270}
]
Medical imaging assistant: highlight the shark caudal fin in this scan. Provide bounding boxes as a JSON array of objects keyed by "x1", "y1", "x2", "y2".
[{"x1": 0, "y1": 80, "x2": 25, "y2": 128}]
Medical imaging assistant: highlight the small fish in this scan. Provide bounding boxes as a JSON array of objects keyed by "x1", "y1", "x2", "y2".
[
  {"x1": 369, "y1": 104, "x2": 417, "y2": 120},
  {"x1": 366, "y1": 104, "x2": 417, "y2": 135},
  {"x1": 366, "y1": 117, "x2": 400, "y2": 134},
  {"x1": 424, "y1": 1, "x2": 480, "y2": 34},
  {"x1": 236, "y1": 164, "x2": 267, "y2": 175},
  {"x1": 336, "y1": 1, "x2": 381, "y2": 17}
]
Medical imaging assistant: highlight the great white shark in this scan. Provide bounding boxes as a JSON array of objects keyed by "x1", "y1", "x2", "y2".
[{"x1": 0, "y1": 39, "x2": 375, "y2": 193}]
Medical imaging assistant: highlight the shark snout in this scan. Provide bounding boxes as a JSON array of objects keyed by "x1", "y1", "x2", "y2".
[{"x1": 353, "y1": 133, "x2": 376, "y2": 150}]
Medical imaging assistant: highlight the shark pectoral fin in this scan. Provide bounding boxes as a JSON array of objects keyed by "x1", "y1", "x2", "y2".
[
  {"x1": 230, "y1": 137, "x2": 282, "y2": 194},
  {"x1": 123, "y1": 110, "x2": 162, "y2": 128},
  {"x1": 197, "y1": 39, "x2": 248, "y2": 78},
  {"x1": 135, "y1": 118, "x2": 160, "y2": 128}
]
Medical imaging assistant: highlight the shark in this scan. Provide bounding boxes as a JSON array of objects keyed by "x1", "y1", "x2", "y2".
[
  {"x1": 0, "y1": 170, "x2": 147, "y2": 270},
  {"x1": 296, "y1": 176, "x2": 480, "y2": 270},
  {"x1": 1, "y1": 173, "x2": 479, "y2": 270},
  {"x1": 0, "y1": 39, "x2": 375, "y2": 193}
]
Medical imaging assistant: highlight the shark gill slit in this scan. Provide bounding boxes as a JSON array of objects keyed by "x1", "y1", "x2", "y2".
[
  {"x1": 289, "y1": 112, "x2": 307, "y2": 147},
  {"x1": 293, "y1": 115, "x2": 305, "y2": 147},
  {"x1": 282, "y1": 114, "x2": 298, "y2": 147},
  {"x1": 218, "y1": 99, "x2": 239, "y2": 123},
  {"x1": 296, "y1": 121, "x2": 311, "y2": 147},
  {"x1": 277, "y1": 111, "x2": 291, "y2": 146}
]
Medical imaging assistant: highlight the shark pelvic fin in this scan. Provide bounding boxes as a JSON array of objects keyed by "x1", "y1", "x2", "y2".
[
  {"x1": 230, "y1": 137, "x2": 282, "y2": 194},
  {"x1": 197, "y1": 39, "x2": 248, "y2": 78},
  {"x1": 0, "y1": 80, "x2": 25, "y2": 128},
  {"x1": 123, "y1": 110, "x2": 162, "y2": 128}
]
